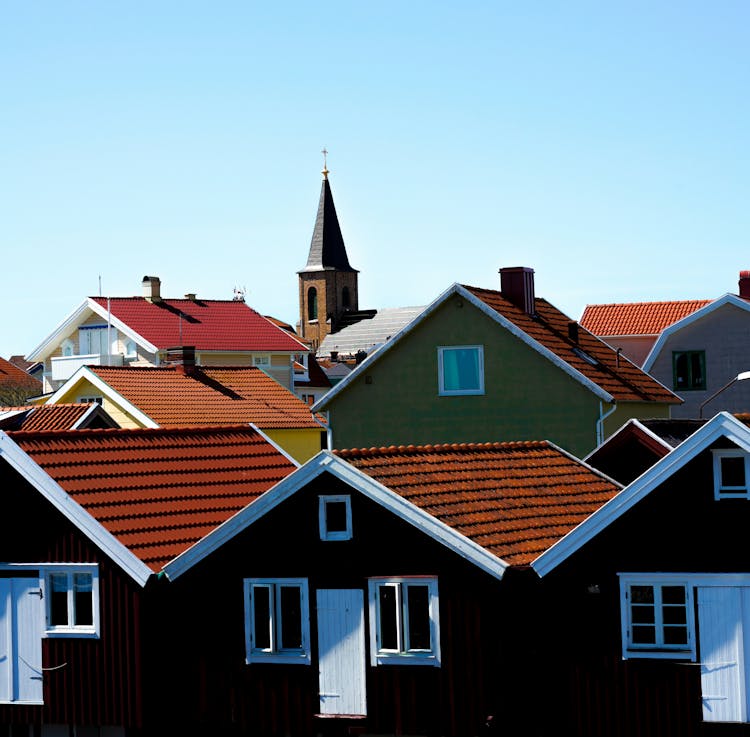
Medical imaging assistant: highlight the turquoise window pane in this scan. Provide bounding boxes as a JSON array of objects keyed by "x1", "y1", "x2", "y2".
[{"x1": 443, "y1": 348, "x2": 480, "y2": 391}]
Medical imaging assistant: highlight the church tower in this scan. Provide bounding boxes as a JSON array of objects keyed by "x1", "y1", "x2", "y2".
[{"x1": 298, "y1": 157, "x2": 359, "y2": 351}]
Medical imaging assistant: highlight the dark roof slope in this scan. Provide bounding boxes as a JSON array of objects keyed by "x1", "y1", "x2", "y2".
[{"x1": 299, "y1": 177, "x2": 356, "y2": 273}]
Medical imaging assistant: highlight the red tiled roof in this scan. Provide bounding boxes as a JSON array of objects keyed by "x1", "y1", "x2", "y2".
[
  {"x1": 90, "y1": 297, "x2": 307, "y2": 352},
  {"x1": 579, "y1": 300, "x2": 712, "y2": 336},
  {"x1": 463, "y1": 286, "x2": 680, "y2": 403},
  {"x1": 1, "y1": 404, "x2": 93, "y2": 431},
  {"x1": 0, "y1": 357, "x2": 41, "y2": 390},
  {"x1": 337, "y1": 441, "x2": 621, "y2": 566},
  {"x1": 11, "y1": 426, "x2": 297, "y2": 571},
  {"x1": 88, "y1": 365, "x2": 325, "y2": 429}
]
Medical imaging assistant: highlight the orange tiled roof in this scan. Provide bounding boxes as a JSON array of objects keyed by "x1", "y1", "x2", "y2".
[
  {"x1": 1, "y1": 403, "x2": 94, "y2": 431},
  {"x1": 87, "y1": 365, "x2": 325, "y2": 429},
  {"x1": 337, "y1": 441, "x2": 620, "y2": 566},
  {"x1": 463, "y1": 286, "x2": 680, "y2": 403},
  {"x1": 89, "y1": 297, "x2": 306, "y2": 352},
  {"x1": 11, "y1": 426, "x2": 297, "y2": 571},
  {"x1": 579, "y1": 300, "x2": 712, "y2": 336},
  {"x1": 0, "y1": 357, "x2": 41, "y2": 390}
]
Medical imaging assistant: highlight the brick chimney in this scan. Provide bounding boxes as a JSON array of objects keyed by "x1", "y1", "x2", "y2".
[
  {"x1": 740, "y1": 271, "x2": 750, "y2": 300},
  {"x1": 500, "y1": 267, "x2": 535, "y2": 315},
  {"x1": 164, "y1": 346, "x2": 196, "y2": 374},
  {"x1": 142, "y1": 276, "x2": 162, "y2": 302}
]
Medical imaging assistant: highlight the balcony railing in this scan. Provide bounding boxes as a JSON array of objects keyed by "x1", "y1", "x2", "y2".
[{"x1": 51, "y1": 353, "x2": 124, "y2": 382}]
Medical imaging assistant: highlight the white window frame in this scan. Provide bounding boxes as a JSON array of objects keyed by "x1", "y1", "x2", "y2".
[
  {"x1": 437, "y1": 345, "x2": 485, "y2": 396},
  {"x1": 253, "y1": 355, "x2": 271, "y2": 367},
  {"x1": 244, "y1": 578, "x2": 310, "y2": 665},
  {"x1": 619, "y1": 574, "x2": 695, "y2": 660},
  {"x1": 319, "y1": 495, "x2": 353, "y2": 541},
  {"x1": 61, "y1": 338, "x2": 75, "y2": 357},
  {"x1": 78, "y1": 396, "x2": 103, "y2": 405},
  {"x1": 42, "y1": 565, "x2": 100, "y2": 638},
  {"x1": 124, "y1": 340, "x2": 138, "y2": 358},
  {"x1": 713, "y1": 449, "x2": 750, "y2": 499},
  {"x1": 368, "y1": 577, "x2": 441, "y2": 666}
]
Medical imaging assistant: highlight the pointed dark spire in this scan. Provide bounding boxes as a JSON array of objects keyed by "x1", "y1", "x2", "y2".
[{"x1": 300, "y1": 171, "x2": 357, "y2": 273}]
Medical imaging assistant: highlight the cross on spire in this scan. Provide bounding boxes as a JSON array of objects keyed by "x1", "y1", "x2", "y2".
[{"x1": 321, "y1": 147, "x2": 329, "y2": 179}]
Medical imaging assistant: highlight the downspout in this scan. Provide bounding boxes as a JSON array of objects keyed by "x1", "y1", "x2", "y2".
[
  {"x1": 107, "y1": 297, "x2": 112, "y2": 367},
  {"x1": 324, "y1": 410, "x2": 333, "y2": 451},
  {"x1": 596, "y1": 401, "x2": 617, "y2": 447}
]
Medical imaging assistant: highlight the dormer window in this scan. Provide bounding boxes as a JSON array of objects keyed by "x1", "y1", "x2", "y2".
[
  {"x1": 713, "y1": 449, "x2": 750, "y2": 499},
  {"x1": 319, "y1": 495, "x2": 352, "y2": 541}
]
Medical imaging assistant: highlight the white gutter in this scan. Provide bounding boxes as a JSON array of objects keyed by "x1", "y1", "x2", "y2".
[{"x1": 596, "y1": 401, "x2": 618, "y2": 446}]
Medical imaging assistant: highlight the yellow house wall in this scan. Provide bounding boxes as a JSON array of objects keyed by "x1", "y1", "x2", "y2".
[
  {"x1": 263, "y1": 428, "x2": 324, "y2": 464},
  {"x1": 52, "y1": 379, "x2": 146, "y2": 429}
]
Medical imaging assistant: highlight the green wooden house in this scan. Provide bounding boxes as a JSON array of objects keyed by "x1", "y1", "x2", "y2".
[{"x1": 313, "y1": 267, "x2": 681, "y2": 457}]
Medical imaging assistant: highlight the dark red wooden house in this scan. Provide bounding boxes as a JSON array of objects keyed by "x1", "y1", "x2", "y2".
[{"x1": 530, "y1": 411, "x2": 750, "y2": 736}]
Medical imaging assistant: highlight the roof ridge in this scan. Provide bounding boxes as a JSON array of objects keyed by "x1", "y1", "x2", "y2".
[
  {"x1": 8, "y1": 424, "x2": 259, "y2": 439},
  {"x1": 334, "y1": 440, "x2": 550, "y2": 458}
]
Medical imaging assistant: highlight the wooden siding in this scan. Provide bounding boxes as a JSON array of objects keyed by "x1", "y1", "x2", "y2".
[
  {"x1": 0, "y1": 464, "x2": 144, "y2": 731},
  {"x1": 326, "y1": 293, "x2": 604, "y2": 457},
  {"x1": 263, "y1": 428, "x2": 325, "y2": 463},
  {"x1": 153, "y1": 473, "x2": 505, "y2": 736},
  {"x1": 536, "y1": 442, "x2": 750, "y2": 736},
  {"x1": 649, "y1": 302, "x2": 750, "y2": 418}
]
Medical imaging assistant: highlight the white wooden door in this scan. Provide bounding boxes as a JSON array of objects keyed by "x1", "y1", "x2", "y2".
[
  {"x1": 0, "y1": 578, "x2": 44, "y2": 704},
  {"x1": 698, "y1": 586, "x2": 746, "y2": 722},
  {"x1": 316, "y1": 589, "x2": 367, "y2": 716}
]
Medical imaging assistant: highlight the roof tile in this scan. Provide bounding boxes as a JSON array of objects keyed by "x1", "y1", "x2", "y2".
[{"x1": 579, "y1": 300, "x2": 712, "y2": 336}]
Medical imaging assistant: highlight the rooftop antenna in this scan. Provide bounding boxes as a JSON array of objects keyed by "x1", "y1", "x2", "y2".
[
  {"x1": 321, "y1": 147, "x2": 329, "y2": 180},
  {"x1": 233, "y1": 286, "x2": 246, "y2": 302},
  {"x1": 98, "y1": 275, "x2": 102, "y2": 297}
]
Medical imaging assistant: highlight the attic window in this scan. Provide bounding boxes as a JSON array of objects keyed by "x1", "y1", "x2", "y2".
[
  {"x1": 438, "y1": 346, "x2": 484, "y2": 396},
  {"x1": 572, "y1": 347, "x2": 599, "y2": 367},
  {"x1": 713, "y1": 449, "x2": 750, "y2": 499},
  {"x1": 319, "y1": 495, "x2": 352, "y2": 541}
]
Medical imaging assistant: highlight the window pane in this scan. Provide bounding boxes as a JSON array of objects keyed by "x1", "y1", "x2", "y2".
[
  {"x1": 406, "y1": 585, "x2": 431, "y2": 651},
  {"x1": 689, "y1": 352, "x2": 704, "y2": 388},
  {"x1": 631, "y1": 605, "x2": 655, "y2": 624},
  {"x1": 49, "y1": 573, "x2": 69, "y2": 626},
  {"x1": 674, "y1": 353, "x2": 688, "y2": 387},
  {"x1": 632, "y1": 625, "x2": 656, "y2": 644},
  {"x1": 279, "y1": 586, "x2": 302, "y2": 650},
  {"x1": 663, "y1": 606, "x2": 687, "y2": 625},
  {"x1": 722, "y1": 457, "x2": 746, "y2": 488},
  {"x1": 325, "y1": 501, "x2": 348, "y2": 533},
  {"x1": 73, "y1": 573, "x2": 93, "y2": 626},
  {"x1": 443, "y1": 348, "x2": 480, "y2": 392},
  {"x1": 630, "y1": 585, "x2": 654, "y2": 604},
  {"x1": 378, "y1": 585, "x2": 399, "y2": 650},
  {"x1": 253, "y1": 586, "x2": 271, "y2": 650},
  {"x1": 664, "y1": 626, "x2": 689, "y2": 645}
]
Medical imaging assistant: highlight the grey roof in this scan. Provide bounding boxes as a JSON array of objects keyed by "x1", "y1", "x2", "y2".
[
  {"x1": 299, "y1": 177, "x2": 356, "y2": 273},
  {"x1": 318, "y1": 306, "x2": 425, "y2": 358}
]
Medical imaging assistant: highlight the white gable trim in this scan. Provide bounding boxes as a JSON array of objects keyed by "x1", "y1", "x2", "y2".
[
  {"x1": 26, "y1": 301, "x2": 94, "y2": 362},
  {"x1": 314, "y1": 283, "x2": 613, "y2": 412},
  {"x1": 533, "y1": 411, "x2": 750, "y2": 577},
  {"x1": 45, "y1": 367, "x2": 159, "y2": 428},
  {"x1": 162, "y1": 451, "x2": 509, "y2": 582},
  {"x1": 583, "y1": 418, "x2": 674, "y2": 463},
  {"x1": 0, "y1": 432, "x2": 153, "y2": 586},
  {"x1": 85, "y1": 298, "x2": 159, "y2": 354},
  {"x1": 643, "y1": 294, "x2": 750, "y2": 372}
]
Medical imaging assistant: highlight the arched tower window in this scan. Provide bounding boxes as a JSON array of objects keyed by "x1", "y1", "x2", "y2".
[
  {"x1": 342, "y1": 286, "x2": 351, "y2": 310},
  {"x1": 308, "y1": 287, "x2": 318, "y2": 321}
]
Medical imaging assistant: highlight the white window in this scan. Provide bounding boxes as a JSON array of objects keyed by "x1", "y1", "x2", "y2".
[
  {"x1": 253, "y1": 355, "x2": 271, "y2": 367},
  {"x1": 44, "y1": 567, "x2": 99, "y2": 638},
  {"x1": 713, "y1": 449, "x2": 750, "y2": 499},
  {"x1": 437, "y1": 346, "x2": 484, "y2": 396},
  {"x1": 368, "y1": 577, "x2": 440, "y2": 666},
  {"x1": 79, "y1": 326, "x2": 115, "y2": 356},
  {"x1": 124, "y1": 340, "x2": 137, "y2": 358},
  {"x1": 78, "y1": 396, "x2": 103, "y2": 405},
  {"x1": 620, "y1": 575, "x2": 694, "y2": 659},
  {"x1": 319, "y1": 495, "x2": 352, "y2": 541},
  {"x1": 244, "y1": 578, "x2": 310, "y2": 664},
  {"x1": 61, "y1": 338, "x2": 75, "y2": 357}
]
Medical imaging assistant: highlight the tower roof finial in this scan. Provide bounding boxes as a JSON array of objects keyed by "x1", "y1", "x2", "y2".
[{"x1": 321, "y1": 147, "x2": 329, "y2": 179}]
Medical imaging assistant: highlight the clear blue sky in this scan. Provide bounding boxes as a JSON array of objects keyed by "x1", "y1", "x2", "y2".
[{"x1": 3, "y1": 2, "x2": 749, "y2": 357}]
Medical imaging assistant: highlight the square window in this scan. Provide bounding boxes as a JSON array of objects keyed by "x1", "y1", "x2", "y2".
[
  {"x1": 244, "y1": 578, "x2": 310, "y2": 664},
  {"x1": 620, "y1": 576, "x2": 694, "y2": 659},
  {"x1": 713, "y1": 450, "x2": 750, "y2": 499},
  {"x1": 44, "y1": 567, "x2": 99, "y2": 637},
  {"x1": 438, "y1": 346, "x2": 484, "y2": 396},
  {"x1": 253, "y1": 355, "x2": 271, "y2": 367},
  {"x1": 672, "y1": 351, "x2": 706, "y2": 391},
  {"x1": 368, "y1": 577, "x2": 440, "y2": 666},
  {"x1": 319, "y1": 495, "x2": 352, "y2": 541}
]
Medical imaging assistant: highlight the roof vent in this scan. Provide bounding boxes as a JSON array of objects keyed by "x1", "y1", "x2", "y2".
[
  {"x1": 184, "y1": 293, "x2": 197, "y2": 301},
  {"x1": 740, "y1": 271, "x2": 750, "y2": 300},
  {"x1": 500, "y1": 267, "x2": 535, "y2": 315},
  {"x1": 142, "y1": 276, "x2": 162, "y2": 303}
]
